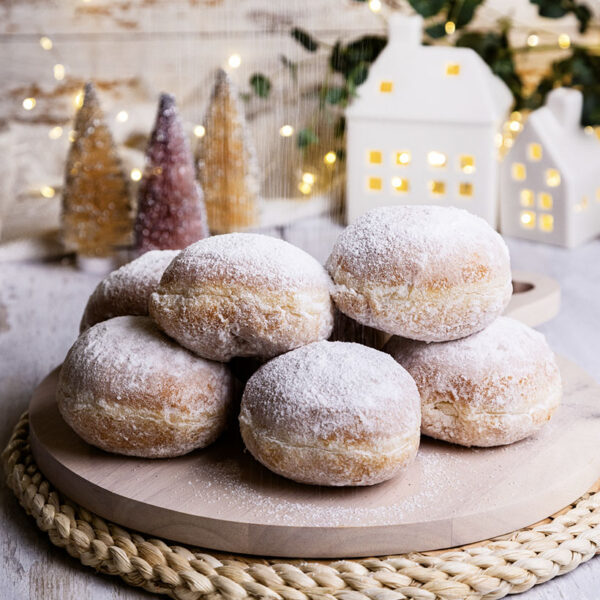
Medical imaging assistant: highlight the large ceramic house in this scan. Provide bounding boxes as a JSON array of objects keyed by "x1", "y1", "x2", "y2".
[
  {"x1": 345, "y1": 14, "x2": 512, "y2": 227},
  {"x1": 500, "y1": 88, "x2": 600, "y2": 248}
]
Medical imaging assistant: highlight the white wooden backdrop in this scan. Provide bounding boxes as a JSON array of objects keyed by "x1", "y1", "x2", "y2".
[{"x1": 1, "y1": 0, "x2": 598, "y2": 242}]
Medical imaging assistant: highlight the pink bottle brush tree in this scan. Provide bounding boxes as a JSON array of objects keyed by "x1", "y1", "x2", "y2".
[{"x1": 135, "y1": 93, "x2": 209, "y2": 253}]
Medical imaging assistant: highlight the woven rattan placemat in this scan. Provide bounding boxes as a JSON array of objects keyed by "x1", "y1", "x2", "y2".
[{"x1": 4, "y1": 411, "x2": 600, "y2": 600}]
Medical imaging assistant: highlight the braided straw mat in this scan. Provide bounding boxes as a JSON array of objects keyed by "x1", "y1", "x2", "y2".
[{"x1": 4, "y1": 411, "x2": 600, "y2": 600}]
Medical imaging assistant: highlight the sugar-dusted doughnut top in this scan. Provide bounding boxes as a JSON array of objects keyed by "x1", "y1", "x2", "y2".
[
  {"x1": 80, "y1": 249, "x2": 179, "y2": 331},
  {"x1": 159, "y1": 232, "x2": 332, "y2": 292},
  {"x1": 241, "y1": 341, "x2": 420, "y2": 446},
  {"x1": 63, "y1": 316, "x2": 231, "y2": 414},
  {"x1": 385, "y1": 316, "x2": 560, "y2": 415},
  {"x1": 327, "y1": 205, "x2": 510, "y2": 288}
]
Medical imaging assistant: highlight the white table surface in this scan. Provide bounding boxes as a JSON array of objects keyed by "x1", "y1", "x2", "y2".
[{"x1": 0, "y1": 217, "x2": 599, "y2": 600}]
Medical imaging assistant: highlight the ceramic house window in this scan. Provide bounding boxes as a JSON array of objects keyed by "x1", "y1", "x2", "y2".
[
  {"x1": 545, "y1": 169, "x2": 561, "y2": 187},
  {"x1": 395, "y1": 151, "x2": 411, "y2": 166},
  {"x1": 368, "y1": 176, "x2": 382, "y2": 191},
  {"x1": 459, "y1": 182, "x2": 473, "y2": 197},
  {"x1": 520, "y1": 210, "x2": 535, "y2": 229},
  {"x1": 392, "y1": 177, "x2": 409, "y2": 193},
  {"x1": 538, "y1": 193, "x2": 553, "y2": 210},
  {"x1": 429, "y1": 180, "x2": 445, "y2": 196},
  {"x1": 528, "y1": 143, "x2": 543, "y2": 161},
  {"x1": 428, "y1": 151, "x2": 446, "y2": 168},
  {"x1": 460, "y1": 155, "x2": 475, "y2": 174},
  {"x1": 368, "y1": 150, "x2": 382, "y2": 165},
  {"x1": 520, "y1": 189, "x2": 534, "y2": 207},
  {"x1": 539, "y1": 214, "x2": 554, "y2": 232},
  {"x1": 512, "y1": 163, "x2": 526, "y2": 181}
]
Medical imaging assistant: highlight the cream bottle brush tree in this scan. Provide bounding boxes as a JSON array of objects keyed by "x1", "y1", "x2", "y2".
[
  {"x1": 196, "y1": 69, "x2": 260, "y2": 234},
  {"x1": 61, "y1": 82, "x2": 133, "y2": 258}
]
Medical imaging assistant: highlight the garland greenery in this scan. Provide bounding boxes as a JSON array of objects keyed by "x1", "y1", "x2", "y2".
[{"x1": 245, "y1": 0, "x2": 600, "y2": 165}]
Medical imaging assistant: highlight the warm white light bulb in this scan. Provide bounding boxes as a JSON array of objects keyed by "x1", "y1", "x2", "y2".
[
  {"x1": 116, "y1": 110, "x2": 129, "y2": 123},
  {"x1": 193, "y1": 124, "x2": 206, "y2": 138},
  {"x1": 130, "y1": 168, "x2": 142, "y2": 182},
  {"x1": 39, "y1": 36, "x2": 53, "y2": 50},
  {"x1": 228, "y1": 54, "x2": 241, "y2": 69},
  {"x1": 40, "y1": 186, "x2": 55, "y2": 198},
  {"x1": 298, "y1": 182, "x2": 312, "y2": 195},
  {"x1": 527, "y1": 33, "x2": 539, "y2": 47},
  {"x1": 324, "y1": 151, "x2": 337, "y2": 165},
  {"x1": 445, "y1": 21, "x2": 456, "y2": 35},
  {"x1": 53, "y1": 64, "x2": 65, "y2": 81},
  {"x1": 22, "y1": 97, "x2": 36, "y2": 110},
  {"x1": 558, "y1": 33, "x2": 571, "y2": 49},
  {"x1": 368, "y1": 0, "x2": 382, "y2": 13},
  {"x1": 302, "y1": 172, "x2": 316, "y2": 185},
  {"x1": 48, "y1": 126, "x2": 63, "y2": 139},
  {"x1": 74, "y1": 91, "x2": 84, "y2": 108},
  {"x1": 279, "y1": 125, "x2": 294, "y2": 137}
]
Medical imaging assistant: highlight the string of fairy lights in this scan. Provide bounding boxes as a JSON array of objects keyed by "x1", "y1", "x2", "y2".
[
  {"x1": 23, "y1": 18, "x2": 338, "y2": 201},
  {"x1": 19, "y1": 2, "x2": 589, "y2": 202}
]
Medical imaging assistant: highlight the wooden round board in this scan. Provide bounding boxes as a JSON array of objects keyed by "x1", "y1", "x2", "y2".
[{"x1": 29, "y1": 356, "x2": 600, "y2": 559}]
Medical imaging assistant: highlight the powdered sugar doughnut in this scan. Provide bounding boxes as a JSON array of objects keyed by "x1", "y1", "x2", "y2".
[
  {"x1": 239, "y1": 341, "x2": 421, "y2": 486},
  {"x1": 58, "y1": 316, "x2": 235, "y2": 457},
  {"x1": 80, "y1": 250, "x2": 179, "y2": 332},
  {"x1": 149, "y1": 233, "x2": 334, "y2": 362},
  {"x1": 385, "y1": 317, "x2": 562, "y2": 447},
  {"x1": 326, "y1": 206, "x2": 512, "y2": 342}
]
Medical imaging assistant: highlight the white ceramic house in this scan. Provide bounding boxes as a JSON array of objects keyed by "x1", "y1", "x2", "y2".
[
  {"x1": 500, "y1": 88, "x2": 600, "y2": 248},
  {"x1": 345, "y1": 14, "x2": 512, "y2": 227}
]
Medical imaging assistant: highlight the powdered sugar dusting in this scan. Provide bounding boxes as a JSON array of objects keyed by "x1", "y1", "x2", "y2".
[
  {"x1": 160, "y1": 233, "x2": 333, "y2": 291},
  {"x1": 385, "y1": 317, "x2": 562, "y2": 446},
  {"x1": 385, "y1": 317, "x2": 560, "y2": 413},
  {"x1": 58, "y1": 316, "x2": 234, "y2": 457},
  {"x1": 176, "y1": 435, "x2": 509, "y2": 526},
  {"x1": 327, "y1": 205, "x2": 510, "y2": 286},
  {"x1": 80, "y1": 250, "x2": 179, "y2": 331},
  {"x1": 241, "y1": 341, "x2": 420, "y2": 443}
]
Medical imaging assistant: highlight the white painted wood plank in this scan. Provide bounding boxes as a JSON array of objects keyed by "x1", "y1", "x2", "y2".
[{"x1": 0, "y1": 0, "x2": 382, "y2": 36}]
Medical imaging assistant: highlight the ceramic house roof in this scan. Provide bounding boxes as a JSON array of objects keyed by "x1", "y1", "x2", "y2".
[
  {"x1": 346, "y1": 14, "x2": 512, "y2": 125},
  {"x1": 523, "y1": 88, "x2": 600, "y2": 181}
]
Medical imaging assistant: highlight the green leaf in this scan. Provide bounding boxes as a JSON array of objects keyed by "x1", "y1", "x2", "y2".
[
  {"x1": 297, "y1": 128, "x2": 319, "y2": 149},
  {"x1": 425, "y1": 22, "x2": 447, "y2": 38},
  {"x1": 291, "y1": 27, "x2": 319, "y2": 52},
  {"x1": 581, "y1": 86, "x2": 600, "y2": 125},
  {"x1": 325, "y1": 86, "x2": 347, "y2": 105},
  {"x1": 454, "y1": 0, "x2": 485, "y2": 28},
  {"x1": 333, "y1": 36, "x2": 387, "y2": 78},
  {"x1": 330, "y1": 41, "x2": 347, "y2": 73},
  {"x1": 529, "y1": 0, "x2": 569, "y2": 19},
  {"x1": 574, "y1": 4, "x2": 592, "y2": 32},
  {"x1": 249, "y1": 73, "x2": 271, "y2": 98},
  {"x1": 408, "y1": 0, "x2": 445, "y2": 17},
  {"x1": 348, "y1": 62, "x2": 369, "y2": 87}
]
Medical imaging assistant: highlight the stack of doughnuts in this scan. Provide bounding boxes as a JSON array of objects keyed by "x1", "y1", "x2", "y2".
[
  {"x1": 58, "y1": 205, "x2": 561, "y2": 486},
  {"x1": 327, "y1": 205, "x2": 561, "y2": 447}
]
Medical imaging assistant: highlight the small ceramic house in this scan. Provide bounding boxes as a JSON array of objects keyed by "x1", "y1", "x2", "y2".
[
  {"x1": 500, "y1": 88, "x2": 600, "y2": 248},
  {"x1": 345, "y1": 14, "x2": 512, "y2": 227}
]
